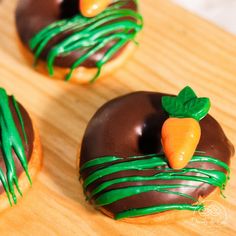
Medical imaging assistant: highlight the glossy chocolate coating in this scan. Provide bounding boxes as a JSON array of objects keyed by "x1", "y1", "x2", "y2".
[
  {"x1": 80, "y1": 92, "x2": 234, "y2": 215},
  {"x1": 15, "y1": 0, "x2": 137, "y2": 68},
  {"x1": 0, "y1": 97, "x2": 34, "y2": 194}
]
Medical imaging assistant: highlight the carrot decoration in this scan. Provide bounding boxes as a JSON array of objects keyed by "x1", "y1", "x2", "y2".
[
  {"x1": 80, "y1": 0, "x2": 111, "y2": 18},
  {"x1": 161, "y1": 86, "x2": 211, "y2": 169}
]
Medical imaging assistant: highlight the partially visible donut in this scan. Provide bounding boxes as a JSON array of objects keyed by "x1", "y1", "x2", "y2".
[
  {"x1": 78, "y1": 87, "x2": 234, "y2": 222},
  {"x1": 0, "y1": 88, "x2": 42, "y2": 212},
  {"x1": 15, "y1": 0, "x2": 143, "y2": 83}
]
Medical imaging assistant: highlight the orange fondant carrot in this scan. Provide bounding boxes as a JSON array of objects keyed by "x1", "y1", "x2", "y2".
[
  {"x1": 161, "y1": 86, "x2": 211, "y2": 169},
  {"x1": 80, "y1": 0, "x2": 111, "y2": 18}
]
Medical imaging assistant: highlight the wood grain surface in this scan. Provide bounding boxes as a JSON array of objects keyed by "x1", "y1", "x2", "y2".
[{"x1": 0, "y1": 0, "x2": 235, "y2": 235}]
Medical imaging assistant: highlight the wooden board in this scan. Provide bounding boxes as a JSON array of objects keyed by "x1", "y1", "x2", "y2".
[{"x1": 0, "y1": 0, "x2": 235, "y2": 235}]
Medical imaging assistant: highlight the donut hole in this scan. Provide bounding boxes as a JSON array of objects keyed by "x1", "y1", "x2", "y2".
[
  {"x1": 60, "y1": 0, "x2": 79, "y2": 19},
  {"x1": 138, "y1": 114, "x2": 165, "y2": 155}
]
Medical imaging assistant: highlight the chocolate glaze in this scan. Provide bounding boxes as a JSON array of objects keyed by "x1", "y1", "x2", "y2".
[
  {"x1": 0, "y1": 96, "x2": 34, "y2": 194},
  {"x1": 15, "y1": 0, "x2": 137, "y2": 68},
  {"x1": 80, "y1": 92, "x2": 234, "y2": 215}
]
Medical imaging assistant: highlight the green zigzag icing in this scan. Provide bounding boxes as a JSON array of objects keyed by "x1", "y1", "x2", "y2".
[{"x1": 29, "y1": 0, "x2": 143, "y2": 82}]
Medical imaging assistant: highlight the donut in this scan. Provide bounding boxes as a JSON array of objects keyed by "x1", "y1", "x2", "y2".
[
  {"x1": 0, "y1": 88, "x2": 42, "y2": 212},
  {"x1": 15, "y1": 0, "x2": 143, "y2": 83},
  {"x1": 78, "y1": 87, "x2": 234, "y2": 223}
]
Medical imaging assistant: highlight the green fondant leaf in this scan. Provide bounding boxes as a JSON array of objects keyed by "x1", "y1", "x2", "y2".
[
  {"x1": 177, "y1": 86, "x2": 197, "y2": 103},
  {"x1": 162, "y1": 86, "x2": 211, "y2": 120},
  {"x1": 162, "y1": 96, "x2": 185, "y2": 118},
  {"x1": 184, "y1": 97, "x2": 211, "y2": 121}
]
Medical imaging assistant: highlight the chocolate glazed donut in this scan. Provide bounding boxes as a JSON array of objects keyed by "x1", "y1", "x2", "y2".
[
  {"x1": 0, "y1": 88, "x2": 42, "y2": 211},
  {"x1": 15, "y1": 0, "x2": 143, "y2": 82},
  {"x1": 0, "y1": 96, "x2": 34, "y2": 195},
  {"x1": 15, "y1": 0, "x2": 137, "y2": 68},
  {"x1": 79, "y1": 91, "x2": 234, "y2": 220}
]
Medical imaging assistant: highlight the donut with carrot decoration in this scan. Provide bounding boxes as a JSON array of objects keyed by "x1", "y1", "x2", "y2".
[
  {"x1": 78, "y1": 86, "x2": 234, "y2": 223},
  {"x1": 16, "y1": 0, "x2": 143, "y2": 83}
]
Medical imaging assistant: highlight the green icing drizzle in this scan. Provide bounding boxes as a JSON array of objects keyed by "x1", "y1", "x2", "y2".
[
  {"x1": 115, "y1": 204, "x2": 204, "y2": 220},
  {"x1": 80, "y1": 156, "x2": 122, "y2": 172},
  {"x1": 29, "y1": 0, "x2": 143, "y2": 82},
  {"x1": 94, "y1": 184, "x2": 199, "y2": 206},
  {"x1": 12, "y1": 96, "x2": 28, "y2": 145},
  {"x1": 83, "y1": 156, "x2": 167, "y2": 189},
  {"x1": 0, "y1": 168, "x2": 11, "y2": 205},
  {"x1": 80, "y1": 154, "x2": 229, "y2": 219},
  {"x1": 0, "y1": 88, "x2": 31, "y2": 205}
]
